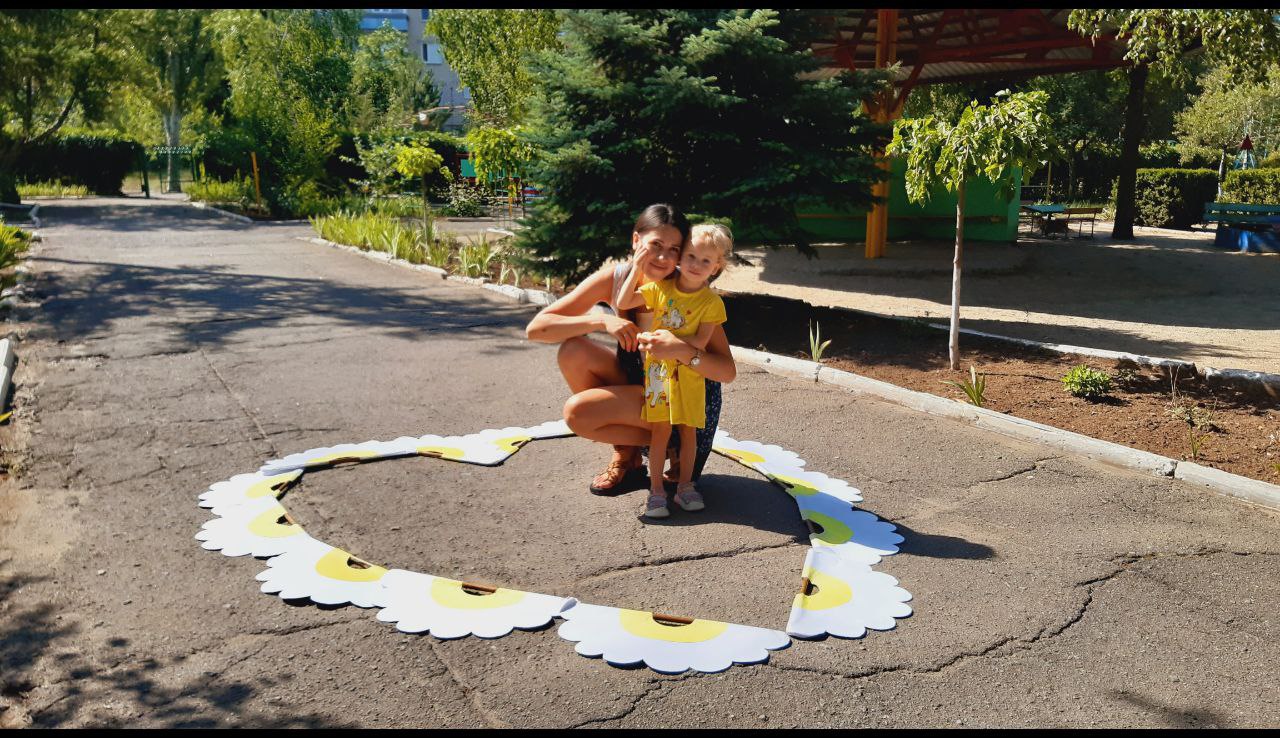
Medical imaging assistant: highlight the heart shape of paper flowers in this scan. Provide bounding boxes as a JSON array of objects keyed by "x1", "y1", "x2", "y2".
[{"x1": 195, "y1": 420, "x2": 912, "y2": 674}]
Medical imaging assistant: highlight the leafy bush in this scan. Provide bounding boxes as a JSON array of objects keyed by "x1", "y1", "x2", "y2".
[
  {"x1": 187, "y1": 177, "x2": 253, "y2": 205},
  {"x1": 442, "y1": 179, "x2": 488, "y2": 217},
  {"x1": 1221, "y1": 169, "x2": 1280, "y2": 205},
  {"x1": 15, "y1": 133, "x2": 143, "y2": 196},
  {"x1": 1061, "y1": 365, "x2": 1113, "y2": 399},
  {"x1": 1, "y1": 223, "x2": 32, "y2": 270},
  {"x1": 1127, "y1": 169, "x2": 1218, "y2": 228},
  {"x1": 16, "y1": 181, "x2": 89, "y2": 198}
]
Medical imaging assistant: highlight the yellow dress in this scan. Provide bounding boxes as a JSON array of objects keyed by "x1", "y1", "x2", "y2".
[{"x1": 638, "y1": 279, "x2": 727, "y2": 428}]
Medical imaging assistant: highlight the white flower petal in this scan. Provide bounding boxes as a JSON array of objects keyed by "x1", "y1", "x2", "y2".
[{"x1": 787, "y1": 549, "x2": 913, "y2": 639}]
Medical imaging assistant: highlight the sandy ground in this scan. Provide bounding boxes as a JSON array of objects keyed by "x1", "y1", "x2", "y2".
[{"x1": 717, "y1": 223, "x2": 1280, "y2": 375}]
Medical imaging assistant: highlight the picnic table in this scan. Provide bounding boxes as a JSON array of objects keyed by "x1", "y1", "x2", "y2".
[{"x1": 1020, "y1": 204, "x2": 1101, "y2": 240}]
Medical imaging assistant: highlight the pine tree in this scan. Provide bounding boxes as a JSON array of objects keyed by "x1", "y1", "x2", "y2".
[{"x1": 515, "y1": 9, "x2": 889, "y2": 281}]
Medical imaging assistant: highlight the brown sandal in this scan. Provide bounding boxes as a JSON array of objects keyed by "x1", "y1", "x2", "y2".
[{"x1": 589, "y1": 446, "x2": 643, "y2": 496}]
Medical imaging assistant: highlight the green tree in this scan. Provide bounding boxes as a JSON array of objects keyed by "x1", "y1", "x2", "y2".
[
  {"x1": 347, "y1": 23, "x2": 439, "y2": 134},
  {"x1": 1069, "y1": 9, "x2": 1280, "y2": 238},
  {"x1": 208, "y1": 10, "x2": 360, "y2": 208},
  {"x1": 1175, "y1": 64, "x2": 1280, "y2": 178},
  {"x1": 426, "y1": 9, "x2": 561, "y2": 126},
  {"x1": 465, "y1": 126, "x2": 537, "y2": 205},
  {"x1": 126, "y1": 10, "x2": 221, "y2": 192},
  {"x1": 0, "y1": 10, "x2": 129, "y2": 201},
  {"x1": 515, "y1": 9, "x2": 889, "y2": 281},
  {"x1": 394, "y1": 141, "x2": 444, "y2": 225},
  {"x1": 888, "y1": 91, "x2": 1054, "y2": 370}
]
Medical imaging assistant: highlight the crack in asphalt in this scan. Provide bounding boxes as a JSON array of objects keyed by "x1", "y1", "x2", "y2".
[
  {"x1": 771, "y1": 547, "x2": 1275, "y2": 683},
  {"x1": 424, "y1": 641, "x2": 508, "y2": 729},
  {"x1": 198, "y1": 347, "x2": 278, "y2": 457},
  {"x1": 569, "y1": 541, "x2": 802, "y2": 588},
  {"x1": 567, "y1": 678, "x2": 665, "y2": 728}
]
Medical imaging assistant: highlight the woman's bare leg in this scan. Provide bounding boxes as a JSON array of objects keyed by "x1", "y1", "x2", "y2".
[
  {"x1": 557, "y1": 337, "x2": 628, "y2": 394},
  {"x1": 564, "y1": 385, "x2": 651, "y2": 447}
]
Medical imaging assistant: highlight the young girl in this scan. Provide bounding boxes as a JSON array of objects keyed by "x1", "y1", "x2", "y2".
[{"x1": 616, "y1": 224, "x2": 732, "y2": 518}]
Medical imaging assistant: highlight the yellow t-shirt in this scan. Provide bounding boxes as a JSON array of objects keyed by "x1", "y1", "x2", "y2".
[{"x1": 638, "y1": 279, "x2": 727, "y2": 428}]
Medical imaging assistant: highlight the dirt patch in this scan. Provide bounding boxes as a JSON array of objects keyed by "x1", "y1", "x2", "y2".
[{"x1": 721, "y1": 291, "x2": 1280, "y2": 485}]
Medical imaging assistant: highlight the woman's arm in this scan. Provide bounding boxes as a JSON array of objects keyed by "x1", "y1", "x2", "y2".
[
  {"x1": 638, "y1": 324, "x2": 736, "y2": 384},
  {"x1": 524, "y1": 265, "x2": 640, "y2": 351}
]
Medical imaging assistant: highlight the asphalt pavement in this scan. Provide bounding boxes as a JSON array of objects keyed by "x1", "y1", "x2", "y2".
[{"x1": 1, "y1": 197, "x2": 1278, "y2": 728}]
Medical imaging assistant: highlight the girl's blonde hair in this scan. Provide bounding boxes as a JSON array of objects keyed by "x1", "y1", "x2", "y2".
[{"x1": 688, "y1": 223, "x2": 733, "y2": 283}]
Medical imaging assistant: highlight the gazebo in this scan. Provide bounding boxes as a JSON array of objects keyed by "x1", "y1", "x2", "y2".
[{"x1": 810, "y1": 10, "x2": 1129, "y2": 258}]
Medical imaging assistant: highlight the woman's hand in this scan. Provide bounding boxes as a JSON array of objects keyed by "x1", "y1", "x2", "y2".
[
  {"x1": 637, "y1": 329, "x2": 691, "y2": 363},
  {"x1": 604, "y1": 314, "x2": 640, "y2": 353}
]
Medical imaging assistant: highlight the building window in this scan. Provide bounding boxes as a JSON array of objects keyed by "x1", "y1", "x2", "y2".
[
  {"x1": 421, "y1": 9, "x2": 430, "y2": 21},
  {"x1": 423, "y1": 42, "x2": 443, "y2": 64}
]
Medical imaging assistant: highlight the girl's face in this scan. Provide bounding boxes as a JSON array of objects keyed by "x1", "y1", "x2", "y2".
[
  {"x1": 677, "y1": 240, "x2": 723, "y2": 287},
  {"x1": 632, "y1": 225, "x2": 682, "y2": 281}
]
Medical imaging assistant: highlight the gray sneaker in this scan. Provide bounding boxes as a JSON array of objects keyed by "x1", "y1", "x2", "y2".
[
  {"x1": 673, "y1": 483, "x2": 705, "y2": 512},
  {"x1": 643, "y1": 492, "x2": 670, "y2": 519}
]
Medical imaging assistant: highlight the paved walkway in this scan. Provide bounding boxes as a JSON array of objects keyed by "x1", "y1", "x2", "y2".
[
  {"x1": 718, "y1": 224, "x2": 1280, "y2": 374},
  {"x1": 2, "y1": 197, "x2": 1279, "y2": 727}
]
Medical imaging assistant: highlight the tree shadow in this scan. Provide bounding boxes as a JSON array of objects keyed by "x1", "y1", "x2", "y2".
[
  {"x1": 28, "y1": 256, "x2": 530, "y2": 354},
  {"x1": 1110, "y1": 690, "x2": 1231, "y2": 728},
  {"x1": 751, "y1": 233, "x2": 1280, "y2": 337}
]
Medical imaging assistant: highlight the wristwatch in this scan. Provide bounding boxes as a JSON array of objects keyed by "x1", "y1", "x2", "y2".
[{"x1": 688, "y1": 349, "x2": 703, "y2": 368}]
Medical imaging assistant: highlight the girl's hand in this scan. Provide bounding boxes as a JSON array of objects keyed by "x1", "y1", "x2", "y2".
[
  {"x1": 603, "y1": 314, "x2": 640, "y2": 353},
  {"x1": 637, "y1": 329, "x2": 688, "y2": 362}
]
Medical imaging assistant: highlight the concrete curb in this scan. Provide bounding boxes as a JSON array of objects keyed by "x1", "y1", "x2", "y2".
[
  {"x1": 725, "y1": 350, "x2": 1280, "y2": 511},
  {"x1": 299, "y1": 236, "x2": 557, "y2": 305},
  {"x1": 1, "y1": 336, "x2": 15, "y2": 410},
  {"x1": 926, "y1": 323, "x2": 1198, "y2": 377},
  {"x1": 1200, "y1": 366, "x2": 1280, "y2": 398},
  {"x1": 189, "y1": 201, "x2": 253, "y2": 224}
]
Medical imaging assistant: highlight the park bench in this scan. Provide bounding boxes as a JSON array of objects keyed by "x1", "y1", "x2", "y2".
[{"x1": 1203, "y1": 202, "x2": 1280, "y2": 253}]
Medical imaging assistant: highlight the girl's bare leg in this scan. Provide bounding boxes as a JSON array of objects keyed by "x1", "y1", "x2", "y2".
[
  {"x1": 677, "y1": 425, "x2": 697, "y2": 485},
  {"x1": 649, "y1": 422, "x2": 673, "y2": 494}
]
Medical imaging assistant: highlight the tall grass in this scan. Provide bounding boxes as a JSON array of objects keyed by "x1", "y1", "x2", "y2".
[
  {"x1": 16, "y1": 181, "x2": 88, "y2": 198},
  {"x1": 187, "y1": 177, "x2": 253, "y2": 205},
  {"x1": 1, "y1": 222, "x2": 32, "y2": 270},
  {"x1": 456, "y1": 235, "x2": 496, "y2": 278},
  {"x1": 310, "y1": 210, "x2": 450, "y2": 267}
]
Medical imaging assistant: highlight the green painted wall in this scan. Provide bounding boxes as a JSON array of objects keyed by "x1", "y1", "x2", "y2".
[{"x1": 796, "y1": 158, "x2": 1021, "y2": 243}]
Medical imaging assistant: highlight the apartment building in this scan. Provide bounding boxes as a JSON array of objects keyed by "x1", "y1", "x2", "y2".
[{"x1": 360, "y1": 8, "x2": 469, "y2": 130}]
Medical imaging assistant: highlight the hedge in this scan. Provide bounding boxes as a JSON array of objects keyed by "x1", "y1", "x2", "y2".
[
  {"x1": 1221, "y1": 169, "x2": 1280, "y2": 205},
  {"x1": 1129, "y1": 168, "x2": 1218, "y2": 229},
  {"x1": 14, "y1": 133, "x2": 143, "y2": 195}
]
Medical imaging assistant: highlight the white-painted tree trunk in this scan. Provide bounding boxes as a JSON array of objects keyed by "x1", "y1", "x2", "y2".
[{"x1": 949, "y1": 179, "x2": 965, "y2": 370}]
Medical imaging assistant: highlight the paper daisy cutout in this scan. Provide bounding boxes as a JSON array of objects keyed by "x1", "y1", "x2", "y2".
[
  {"x1": 557, "y1": 603, "x2": 790, "y2": 674},
  {"x1": 198, "y1": 469, "x2": 303, "y2": 517},
  {"x1": 197, "y1": 418, "x2": 912, "y2": 674},
  {"x1": 195, "y1": 496, "x2": 309, "y2": 558},
  {"x1": 794, "y1": 494, "x2": 903, "y2": 566},
  {"x1": 256, "y1": 535, "x2": 388, "y2": 607},
  {"x1": 373, "y1": 569, "x2": 574, "y2": 638},
  {"x1": 786, "y1": 549, "x2": 913, "y2": 639}
]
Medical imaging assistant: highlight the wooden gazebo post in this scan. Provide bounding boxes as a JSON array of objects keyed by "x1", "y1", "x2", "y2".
[{"x1": 864, "y1": 9, "x2": 903, "y2": 259}]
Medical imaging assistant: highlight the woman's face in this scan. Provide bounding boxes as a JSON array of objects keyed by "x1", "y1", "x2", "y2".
[{"x1": 632, "y1": 225, "x2": 682, "y2": 281}]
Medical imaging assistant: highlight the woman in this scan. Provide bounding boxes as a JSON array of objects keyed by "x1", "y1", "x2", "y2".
[{"x1": 525, "y1": 203, "x2": 737, "y2": 494}]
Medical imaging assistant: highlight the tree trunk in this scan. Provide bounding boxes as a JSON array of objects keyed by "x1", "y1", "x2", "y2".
[
  {"x1": 1112, "y1": 62, "x2": 1148, "y2": 240},
  {"x1": 164, "y1": 109, "x2": 183, "y2": 193},
  {"x1": 949, "y1": 179, "x2": 965, "y2": 371}
]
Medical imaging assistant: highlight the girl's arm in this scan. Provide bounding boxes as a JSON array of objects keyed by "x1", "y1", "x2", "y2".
[
  {"x1": 524, "y1": 264, "x2": 640, "y2": 351},
  {"x1": 639, "y1": 324, "x2": 736, "y2": 384},
  {"x1": 613, "y1": 251, "x2": 649, "y2": 312},
  {"x1": 685, "y1": 321, "x2": 719, "y2": 351}
]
